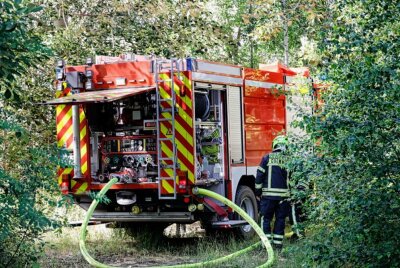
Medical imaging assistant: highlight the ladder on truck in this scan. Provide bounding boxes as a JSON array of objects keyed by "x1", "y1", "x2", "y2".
[{"x1": 155, "y1": 59, "x2": 181, "y2": 200}]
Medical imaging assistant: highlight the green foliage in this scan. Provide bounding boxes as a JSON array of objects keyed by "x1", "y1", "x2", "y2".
[
  {"x1": 34, "y1": 0, "x2": 225, "y2": 64},
  {"x1": 0, "y1": 1, "x2": 67, "y2": 267},
  {"x1": 88, "y1": 191, "x2": 111, "y2": 205},
  {"x1": 0, "y1": 111, "x2": 68, "y2": 267},
  {"x1": 216, "y1": 0, "x2": 326, "y2": 67},
  {"x1": 0, "y1": 0, "x2": 51, "y2": 100},
  {"x1": 288, "y1": 1, "x2": 400, "y2": 266},
  {"x1": 3, "y1": 0, "x2": 399, "y2": 267}
]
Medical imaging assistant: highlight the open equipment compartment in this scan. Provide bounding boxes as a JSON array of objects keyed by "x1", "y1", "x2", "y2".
[{"x1": 86, "y1": 91, "x2": 159, "y2": 186}]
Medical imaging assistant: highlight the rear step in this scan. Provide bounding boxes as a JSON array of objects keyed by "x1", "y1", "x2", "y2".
[{"x1": 211, "y1": 220, "x2": 248, "y2": 228}]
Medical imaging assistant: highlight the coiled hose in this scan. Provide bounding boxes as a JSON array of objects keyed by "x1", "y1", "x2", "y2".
[{"x1": 79, "y1": 177, "x2": 275, "y2": 267}]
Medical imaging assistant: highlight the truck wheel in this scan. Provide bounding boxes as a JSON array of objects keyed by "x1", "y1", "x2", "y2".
[{"x1": 234, "y1": 185, "x2": 258, "y2": 239}]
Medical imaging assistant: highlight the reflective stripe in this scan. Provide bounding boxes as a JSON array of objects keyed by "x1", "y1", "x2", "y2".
[
  {"x1": 273, "y1": 240, "x2": 283, "y2": 245},
  {"x1": 255, "y1": 183, "x2": 263, "y2": 189},
  {"x1": 273, "y1": 234, "x2": 284, "y2": 239},
  {"x1": 262, "y1": 192, "x2": 290, "y2": 197},
  {"x1": 268, "y1": 164, "x2": 272, "y2": 186},
  {"x1": 262, "y1": 188, "x2": 288, "y2": 193},
  {"x1": 257, "y1": 166, "x2": 265, "y2": 173}
]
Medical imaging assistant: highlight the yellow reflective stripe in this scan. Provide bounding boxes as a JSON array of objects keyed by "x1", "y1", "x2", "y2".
[
  {"x1": 160, "y1": 141, "x2": 173, "y2": 163},
  {"x1": 159, "y1": 73, "x2": 192, "y2": 109},
  {"x1": 159, "y1": 88, "x2": 193, "y2": 133},
  {"x1": 79, "y1": 110, "x2": 85, "y2": 123},
  {"x1": 177, "y1": 108, "x2": 193, "y2": 137},
  {"x1": 160, "y1": 122, "x2": 193, "y2": 164},
  {"x1": 158, "y1": 126, "x2": 174, "y2": 180},
  {"x1": 160, "y1": 123, "x2": 195, "y2": 182},
  {"x1": 57, "y1": 168, "x2": 73, "y2": 184},
  {"x1": 162, "y1": 179, "x2": 174, "y2": 193},
  {"x1": 160, "y1": 111, "x2": 193, "y2": 146},
  {"x1": 159, "y1": 86, "x2": 171, "y2": 101},
  {"x1": 163, "y1": 168, "x2": 174, "y2": 178},
  {"x1": 56, "y1": 104, "x2": 65, "y2": 114},
  {"x1": 75, "y1": 182, "x2": 88, "y2": 194},
  {"x1": 80, "y1": 126, "x2": 87, "y2": 141},
  {"x1": 158, "y1": 73, "x2": 195, "y2": 185},
  {"x1": 257, "y1": 166, "x2": 265, "y2": 173},
  {"x1": 81, "y1": 161, "x2": 87, "y2": 174},
  {"x1": 173, "y1": 78, "x2": 193, "y2": 109},
  {"x1": 181, "y1": 73, "x2": 192, "y2": 100},
  {"x1": 57, "y1": 124, "x2": 73, "y2": 147},
  {"x1": 255, "y1": 183, "x2": 263, "y2": 189},
  {"x1": 56, "y1": 107, "x2": 72, "y2": 133},
  {"x1": 80, "y1": 142, "x2": 87, "y2": 157}
]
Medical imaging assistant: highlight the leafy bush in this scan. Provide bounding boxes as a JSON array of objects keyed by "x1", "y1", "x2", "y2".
[
  {"x1": 0, "y1": 118, "x2": 67, "y2": 266},
  {"x1": 0, "y1": 1, "x2": 67, "y2": 266},
  {"x1": 288, "y1": 1, "x2": 400, "y2": 267}
]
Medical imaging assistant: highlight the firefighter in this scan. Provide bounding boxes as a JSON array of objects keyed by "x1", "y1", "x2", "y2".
[{"x1": 255, "y1": 135, "x2": 290, "y2": 249}]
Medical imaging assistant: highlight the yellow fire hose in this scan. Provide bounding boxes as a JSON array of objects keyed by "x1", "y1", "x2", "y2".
[{"x1": 79, "y1": 177, "x2": 275, "y2": 267}]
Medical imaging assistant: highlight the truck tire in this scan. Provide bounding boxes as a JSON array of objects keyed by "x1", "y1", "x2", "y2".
[{"x1": 234, "y1": 185, "x2": 258, "y2": 239}]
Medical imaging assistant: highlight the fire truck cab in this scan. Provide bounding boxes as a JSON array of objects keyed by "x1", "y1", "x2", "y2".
[{"x1": 45, "y1": 55, "x2": 289, "y2": 237}]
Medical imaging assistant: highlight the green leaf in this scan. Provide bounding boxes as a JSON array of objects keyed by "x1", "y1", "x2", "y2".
[
  {"x1": 5, "y1": 21, "x2": 17, "y2": 32},
  {"x1": 28, "y1": 5, "x2": 43, "y2": 13}
]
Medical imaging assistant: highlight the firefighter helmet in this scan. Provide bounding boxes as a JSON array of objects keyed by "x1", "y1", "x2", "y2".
[{"x1": 272, "y1": 135, "x2": 288, "y2": 151}]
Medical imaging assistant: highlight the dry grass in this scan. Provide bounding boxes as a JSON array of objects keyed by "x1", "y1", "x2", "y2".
[
  {"x1": 40, "y1": 226, "x2": 301, "y2": 267},
  {"x1": 39, "y1": 206, "x2": 301, "y2": 267}
]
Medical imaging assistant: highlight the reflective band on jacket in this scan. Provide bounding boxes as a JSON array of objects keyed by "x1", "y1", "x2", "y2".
[
  {"x1": 255, "y1": 183, "x2": 263, "y2": 189},
  {"x1": 258, "y1": 166, "x2": 265, "y2": 173}
]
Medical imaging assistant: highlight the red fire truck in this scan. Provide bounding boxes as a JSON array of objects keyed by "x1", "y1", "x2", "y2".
[{"x1": 45, "y1": 55, "x2": 292, "y2": 238}]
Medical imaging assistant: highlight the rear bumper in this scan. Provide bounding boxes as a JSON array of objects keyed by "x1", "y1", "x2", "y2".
[{"x1": 91, "y1": 211, "x2": 195, "y2": 223}]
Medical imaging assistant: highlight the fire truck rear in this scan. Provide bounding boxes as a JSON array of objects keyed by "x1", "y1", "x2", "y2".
[{"x1": 45, "y1": 55, "x2": 288, "y2": 238}]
